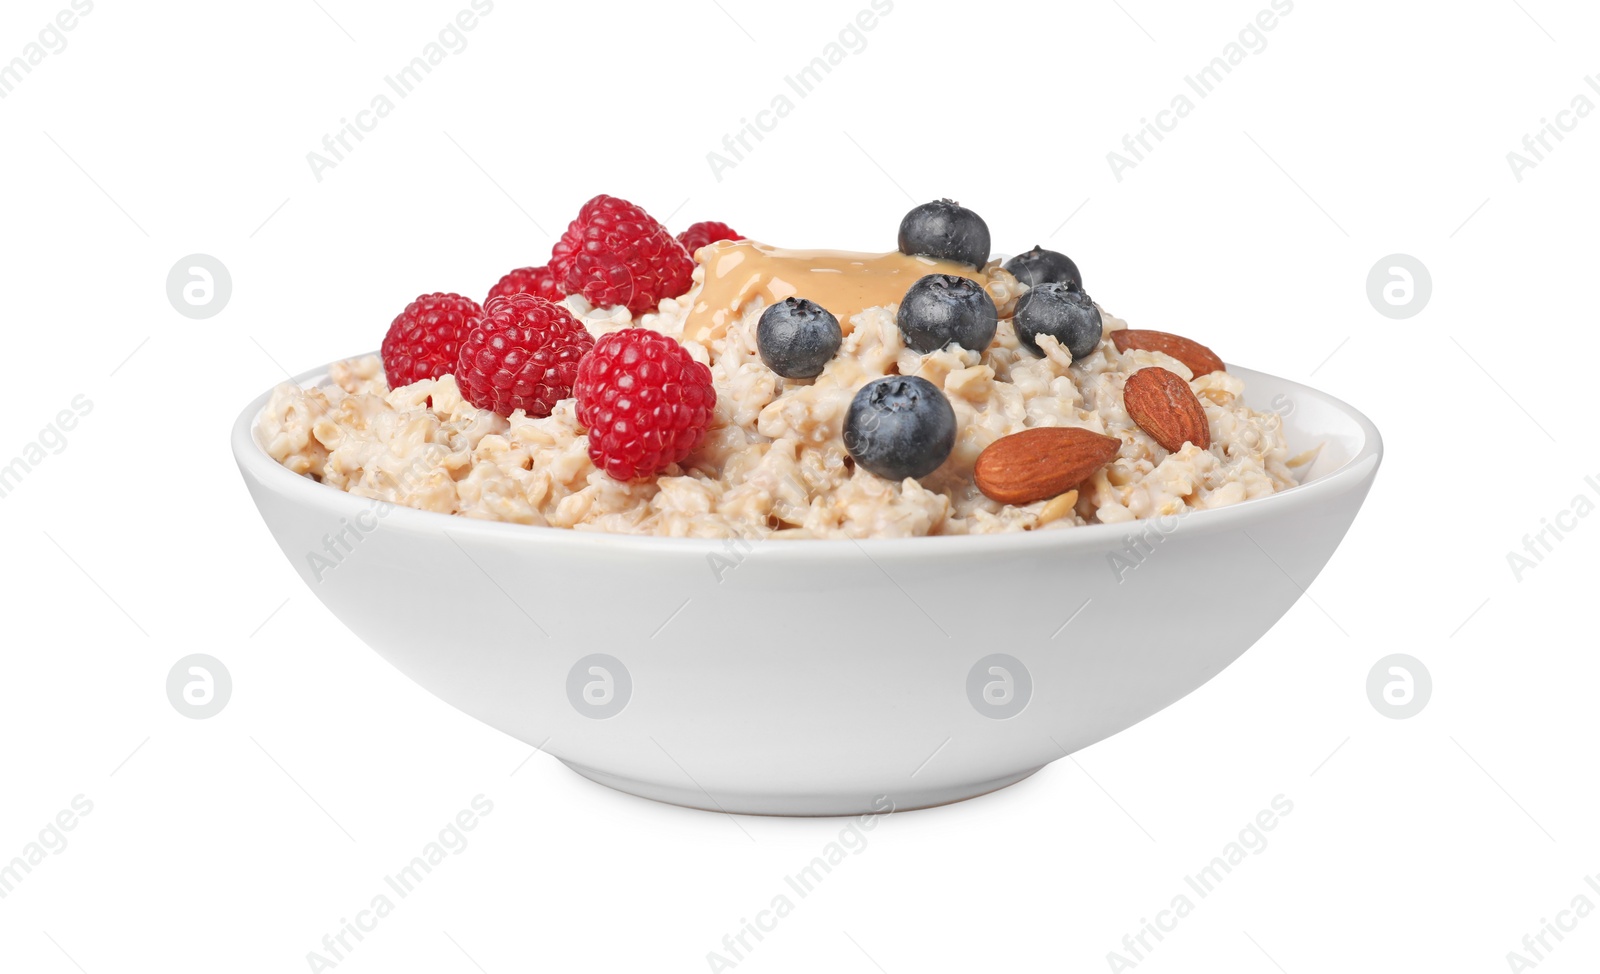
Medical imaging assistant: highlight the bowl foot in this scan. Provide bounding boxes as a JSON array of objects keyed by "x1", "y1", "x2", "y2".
[{"x1": 559, "y1": 761, "x2": 1043, "y2": 817}]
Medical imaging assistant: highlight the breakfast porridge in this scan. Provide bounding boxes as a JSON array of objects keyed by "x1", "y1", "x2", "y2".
[{"x1": 258, "y1": 197, "x2": 1305, "y2": 539}]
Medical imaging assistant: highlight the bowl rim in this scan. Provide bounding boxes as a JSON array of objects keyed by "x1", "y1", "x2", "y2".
[{"x1": 233, "y1": 354, "x2": 1383, "y2": 557}]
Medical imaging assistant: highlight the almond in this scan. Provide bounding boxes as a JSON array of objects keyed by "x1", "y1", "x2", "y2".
[
  {"x1": 1123, "y1": 367, "x2": 1211, "y2": 453},
  {"x1": 975, "y1": 427, "x2": 1122, "y2": 506},
  {"x1": 1110, "y1": 329, "x2": 1225, "y2": 377}
]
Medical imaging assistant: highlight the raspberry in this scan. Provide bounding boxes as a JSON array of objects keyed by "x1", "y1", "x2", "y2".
[
  {"x1": 456, "y1": 293, "x2": 595, "y2": 418},
  {"x1": 574, "y1": 329, "x2": 717, "y2": 481},
  {"x1": 381, "y1": 292, "x2": 482, "y2": 389},
  {"x1": 550, "y1": 195, "x2": 694, "y2": 317},
  {"x1": 676, "y1": 221, "x2": 742, "y2": 254},
  {"x1": 486, "y1": 265, "x2": 565, "y2": 306}
]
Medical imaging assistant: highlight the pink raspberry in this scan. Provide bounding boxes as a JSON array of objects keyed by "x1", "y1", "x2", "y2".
[
  {"x1": 550, "y1": 194, "x2": 694, "y2": 316},
  {"x1": 574, "y1": 328, "x2": 716, "y2": 480},
  {"x1": 486, "y1": 265, "x2": 565, "y2": 306},
  {"x1": 381, "y1": 292, "x2": 482, "y2": 388},
  {"x1": 456, "y1": 294, "x2": 595, "y2": 418},
  {"x1": 676, "y1": 221, "x2": 743, "y2": 254}
]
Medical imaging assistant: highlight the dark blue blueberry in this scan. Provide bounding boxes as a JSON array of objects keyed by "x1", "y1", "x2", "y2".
[
  {"x1": 757, "y1": 297, "x2": 842, "y2": 379},
  {"x1": 1003, "y1": 246, "x2": 1082, "y2": 290},
  {"x1": 1013, "y1": 283, "x2": 1103, "y2": 360},
  {"x1": 843, "y1": 376, "x2": 957, "y2": 482},
  {"x1": 897, "y1": 199, "x2": 991, "y2": 268},
  {"x1": 896, "y1": 274, "x2": 998, "y2": 353}
]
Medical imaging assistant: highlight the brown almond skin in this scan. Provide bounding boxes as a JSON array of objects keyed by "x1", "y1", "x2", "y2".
[
  {"x1": 975, "y1": 427, "x2": 1122, "y2": 506},
  {"x1": 1123, "y1": 367, "x2": 1211, "y2": 453},
  {"x1": 1111, "y1": 329, "x2": 1225, "y2": 377}
]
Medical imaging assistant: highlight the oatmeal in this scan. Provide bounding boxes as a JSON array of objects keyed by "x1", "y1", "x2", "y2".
[{"x1": 260, "y1": 238, "x2": 1298, "y2": 539}]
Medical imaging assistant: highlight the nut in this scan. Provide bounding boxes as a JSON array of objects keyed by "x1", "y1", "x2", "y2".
[
  {"x1": 1123, "y1": 367, "x2": 1212, "y2": 453},
  {"x1": 975, "y1": 428, "x2": 1121, "y2": 506},
  {"x1": 1110, "y1": 329, "x2": 1225, "y2": 377}
]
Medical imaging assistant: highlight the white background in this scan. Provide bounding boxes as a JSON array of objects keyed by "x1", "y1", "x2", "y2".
[{"x1": 2, "y1": 0, "x2": 1596, "y2": 971}]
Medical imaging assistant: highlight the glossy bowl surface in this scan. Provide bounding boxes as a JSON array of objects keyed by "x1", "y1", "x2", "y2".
[{"x1": 234, "y1": 361, "x2": 1380, "y2": 815}]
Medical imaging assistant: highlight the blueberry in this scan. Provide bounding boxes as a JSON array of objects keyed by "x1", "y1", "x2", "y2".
[
  {"x1": 844, "y1": 376, "x2": 957, "y2": 481},
  {"x1": 1013, "y1": 283, "x2": 1103, "y2": 360},
  {"x1": 757, "y1": 297, "x2": 842, "y2": 379},
  {"x1": 1003, "y1": 245, "x2": 1082, "y2": 290},
  {"x1": 896, "y1": 274, "x2": 998, "y2": 353},
  {"x1": 897, "y1": 199, "x2": 991, "y2": 268}
]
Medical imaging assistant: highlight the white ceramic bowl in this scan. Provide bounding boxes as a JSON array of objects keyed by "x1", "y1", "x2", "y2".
[{"x1": 233, "y1": 360, "x2": 1380, "y2": 816}]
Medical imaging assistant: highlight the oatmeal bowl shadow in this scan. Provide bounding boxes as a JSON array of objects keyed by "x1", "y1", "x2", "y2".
[{"x1": 233, "y1": 361, "x2": 1380, "y2": 816}]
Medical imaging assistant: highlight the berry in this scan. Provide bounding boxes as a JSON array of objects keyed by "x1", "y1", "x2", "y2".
[
  {"x1": 1003, "y1": 246, "x2": 1082, "y2": 290},
  {"x1": 487, "y1": 265, "x2": 565, "y2": 306},
  {"x1": 550, "y1": 195, "x2": 694, "y2": 316},
  {"x1": 896, "y1": 274, "x2": 998, "y2": 353},
  {"x1": 574, "y1": 329, "x2": 717, "y2": 480},
  {"x1": 456, "y1": 293, "x2": 595, "y2": 418},
  {"x1": 381, "y1": 292, "x2": 482, "y2": 389},
  {"x1": 757, "y1": 297, "x2": 842, "y2": 379},
  {"x1": 897, "y1": 199, "x2": 991, "y2": 268},
  {"x1": 843, "y1": 376, "x2": 957, "y2": 482},
  {"x1": 1014, "y1": 283, "x2": 1103, "y2": 361},
  {"x1": 676, "y1": 221, "x2": 742, "y2": 254}
]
